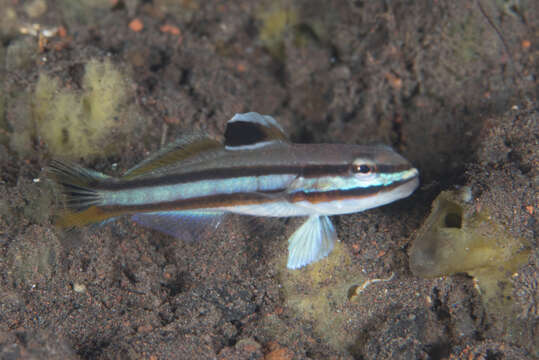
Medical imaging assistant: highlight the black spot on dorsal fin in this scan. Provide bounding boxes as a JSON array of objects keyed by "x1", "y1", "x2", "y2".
[{"x1": 224, "y1": 112, "x2": 288, "y2": 150}]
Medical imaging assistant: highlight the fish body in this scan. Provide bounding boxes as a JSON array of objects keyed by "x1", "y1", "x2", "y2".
[{"x1": 49, "y1": 112, "x2": 419, "y2": 269}]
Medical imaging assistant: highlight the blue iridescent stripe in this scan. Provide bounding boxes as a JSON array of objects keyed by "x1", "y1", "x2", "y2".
[{"x1": 104, "y1": 174, "x2": 295, "y2": 206}]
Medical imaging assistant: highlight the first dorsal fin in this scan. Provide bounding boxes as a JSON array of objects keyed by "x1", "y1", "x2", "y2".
[
  {"x1": 122, "y1": 133, "x2": 222, "y2": 179},
  {"x1": 224, "y1": 112, "x2": 288, "y2": 150}
]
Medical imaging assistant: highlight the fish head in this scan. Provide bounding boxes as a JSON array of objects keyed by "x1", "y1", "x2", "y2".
[{"x1": 291, "y1": 144, "x2": 419, "y2": 215}]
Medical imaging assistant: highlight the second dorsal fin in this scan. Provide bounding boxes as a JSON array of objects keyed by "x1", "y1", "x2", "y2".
[
  {"x1": 224, "y1": 112, "x2": 288, "y2": 150},
  {"x1": 122, "y1": 134, "x2": 222, "y2": 179}
]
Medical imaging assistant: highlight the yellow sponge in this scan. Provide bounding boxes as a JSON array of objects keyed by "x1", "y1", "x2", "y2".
[{"x1": 33, "y1": 59, "x2": 136, "y2": 159}]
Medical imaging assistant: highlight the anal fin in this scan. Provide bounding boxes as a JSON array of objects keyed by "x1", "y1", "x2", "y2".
[
  {"x1": 132, "y1": 210, "x2": 224, "y2": 242},
  {"x1": 287, "y1": 215, "x2": 337, "y2": 269}
]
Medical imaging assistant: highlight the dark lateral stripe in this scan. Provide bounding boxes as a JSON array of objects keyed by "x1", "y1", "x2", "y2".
[
  {"x1": 288, "y1": 178, "x2": 413, "y2": 204},
  {"x1": 377, "y1": 164, "x2": 412, "y2": 174},
  {"x1": 99, "y1": 190, "x2": 283, "y2": 213},
  {"x1": 97, "y1": 163, "x2": 412, "y2": 191},
  {"x1": 97, "y1": 165, "x2": 343, "y2": 190}
]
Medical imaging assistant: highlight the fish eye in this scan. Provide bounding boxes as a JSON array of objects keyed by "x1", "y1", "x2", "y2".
[
  {"x1": 355, "y1": 164, "x2": 371, "y2": 173},
  {"x1": 352, "y1": 160, "x2": 376, "y2": 175}
]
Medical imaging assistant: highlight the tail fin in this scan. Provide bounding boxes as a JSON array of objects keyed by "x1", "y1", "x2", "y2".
[{"x1": 47, "y1": 160, "x2": 113, "y2": 227}]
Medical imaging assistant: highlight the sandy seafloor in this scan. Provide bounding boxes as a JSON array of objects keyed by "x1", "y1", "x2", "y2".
[{"x1": 0, "y1": 1, "x2": 537, "y2": 359}]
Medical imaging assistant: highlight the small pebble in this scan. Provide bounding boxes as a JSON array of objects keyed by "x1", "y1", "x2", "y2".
[{"x1": 73, "y1": 282, "x2": 86, "y2": 293}]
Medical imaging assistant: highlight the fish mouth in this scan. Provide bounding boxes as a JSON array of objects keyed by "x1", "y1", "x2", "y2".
[
  {"x1": 375, "y1": 167, "x2": 419, "y2": 202},
  {"x1": 394, "y1": 167, "x2": 419, "y2": 195},
  {"x1": 399, "y1": 171, "x2": 420, "y2": 197}
]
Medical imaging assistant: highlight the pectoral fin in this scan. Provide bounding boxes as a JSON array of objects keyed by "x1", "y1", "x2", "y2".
[{"x1": 287, "y1": 215, "x2": 337, "y2": 269}]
